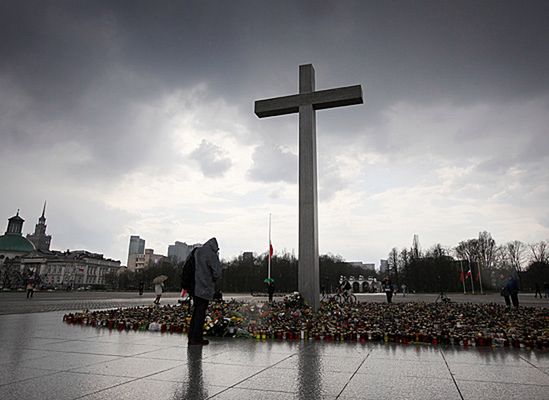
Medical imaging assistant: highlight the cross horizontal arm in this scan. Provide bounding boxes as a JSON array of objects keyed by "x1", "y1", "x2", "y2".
[
  {"x1": 255, "y1": 85, "x2": 363, "y2": 118},
  {"x1": 255, "y1": 93, "x2": 302, "y2": 118},
  {"x1": 312, "y1": 85, "x2": 363, "y2": 111}
]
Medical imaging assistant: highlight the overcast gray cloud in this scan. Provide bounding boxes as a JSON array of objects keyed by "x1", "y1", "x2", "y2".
[
  {"x1": 1, "y1": 0, "x2": 548, "y2": 264},
  {"x1": 189, "y1": 139, "x2": 232, "y2": 177},
  {"x1": 248, "y1": 145, "x2": 297, "y2": 183}
]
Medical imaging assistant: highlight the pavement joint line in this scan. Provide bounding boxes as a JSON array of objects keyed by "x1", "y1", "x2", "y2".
[
  {"x1": 207, "y1": 352, "x2": 298, "y2": 399},
  {"x1": 0, "y1": 369, "x2": 62, "y2": 388},
  {"x1": 440, "y1": 348, "x2": 465, "y2": 400},
  {"x1": 17, "y1": 348, "x2": 156, "y2": 358},
  {"x1": 452, "y1": 377, "x2": 549, "y2": 387},
  {"x1": 454, "y1": 377, "x2": 549, "y2": 388},
  {"x1": 70, "y1": 361, "x2": 190, "y2": 400},
  {"x1": 335, "y1": 348, "x2": 372, "y2": 399},
  {"x1": 519, "y1": 354, "x2": 549, "y2": 375}
]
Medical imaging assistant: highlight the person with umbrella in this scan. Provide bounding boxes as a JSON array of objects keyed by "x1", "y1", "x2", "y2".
[{"x1": 153, "y1": 275, "x2": 167, "y2": 305}]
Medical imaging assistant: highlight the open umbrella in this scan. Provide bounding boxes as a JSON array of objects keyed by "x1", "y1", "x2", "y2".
[{"x1": 152, "y1": 275, "x2": 168, "y2": 284}]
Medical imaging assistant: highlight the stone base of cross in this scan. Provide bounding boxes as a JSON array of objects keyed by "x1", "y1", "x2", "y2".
[{"x1": 255, "y1": 64, "x2": 363, "y2": 310}]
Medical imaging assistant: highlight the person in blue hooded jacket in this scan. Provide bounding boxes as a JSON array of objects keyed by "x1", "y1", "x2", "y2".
[{"x1": 188, "y1": 237, "x2": 222, "y2": 346}]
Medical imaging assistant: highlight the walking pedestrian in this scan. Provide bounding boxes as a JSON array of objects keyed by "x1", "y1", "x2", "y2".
[
  {"x1": 153, "y1": 282, "x2": 164, "y2": 304},
  {"x1": 501, "y1": 284, "x2": 511, "y2": 310},
  {"x1": 534, "y1": 283, "x2": 542, "y2": 298},
  {"x1": 26, "y1": 274, "x2": 35, "y2": 299},
  {"x1": 383, "y1": 277, "x2": 394, "y2": 304},
  {"x1": 544, "y1": 281, "x2": 549, "y2": 299},
  {"x1": 188, "y1": 237, "x2": 222, "y2": 346},
  {"x1": 509, "y1": 275, "x2": 520, "y2": 308}
]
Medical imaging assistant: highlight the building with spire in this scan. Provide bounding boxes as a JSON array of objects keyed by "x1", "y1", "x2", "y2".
[
  {"x1": 0, "y1": 208, "x2": 121, "y2": 289},
  {"x1": 26, "y1": 201, "x2": 52, "y2": 252}
]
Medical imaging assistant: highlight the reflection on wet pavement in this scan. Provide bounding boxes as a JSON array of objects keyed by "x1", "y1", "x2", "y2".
[{"x1": 1, "y1": 311, "x2": 548, "y2": 399}]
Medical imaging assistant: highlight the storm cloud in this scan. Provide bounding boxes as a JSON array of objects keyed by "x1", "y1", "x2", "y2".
[{"x1": 1, "y1": 0, "x2": 548, "y2": 264}]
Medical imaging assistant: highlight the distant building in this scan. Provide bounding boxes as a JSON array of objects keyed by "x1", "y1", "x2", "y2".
[
  {"x1": 127, "y1": 253, "x2": 145, "y2": 270},
  {"x1": 1, "y1": 208, "x2": 121, "y2": 289},
  {"x1": 348, "y1": 261, "x2": 375, "y2": 272},
  {"x1": 144, "y1": 248, "x2": 166, "y2": 268},
  {"x1": 0, "y1": 210, "x2": 36, "y2": 261},
  {"x1": 167, "y1": 241, "x2": 201, "y2": 264},
  {"x1": 379, "y1": 259, "x2": 388, "y2": 274},
  {"x1": 242, "y1": 252, "x2": 254, "y2": 262},
  {"x1": 21, "y1": 250, "x2": 121, "y2": 288},
  {"x1": 127, "y1": 235, "x2": 145, "y2": 270},
  {"x1": 26, "y1": 202, "x2": 52, "y2": 252}
]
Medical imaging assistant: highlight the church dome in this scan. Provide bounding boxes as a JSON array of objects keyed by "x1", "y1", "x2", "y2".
[{"x1": 0, "y1": 234, "x2": 36, "y2": 253}]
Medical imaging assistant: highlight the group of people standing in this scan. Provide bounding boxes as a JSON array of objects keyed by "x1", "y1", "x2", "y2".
[{"x1": 501, "y1": 274, "x2": 520, "y2": 309}]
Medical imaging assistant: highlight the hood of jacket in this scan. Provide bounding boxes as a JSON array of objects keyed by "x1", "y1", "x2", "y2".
[{"x1": 204, "y1": 237, "x2": 219, "y2": 253}]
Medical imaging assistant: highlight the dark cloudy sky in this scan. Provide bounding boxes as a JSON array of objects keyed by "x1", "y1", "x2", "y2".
[{"x1": 1, "y1": 0, "x2": 548, "y2": 266}]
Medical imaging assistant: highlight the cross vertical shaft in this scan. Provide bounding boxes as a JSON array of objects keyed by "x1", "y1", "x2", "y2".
[
  {"x1": 298, "y1": 65, "x2": 320, "y2": 311},
  {"x1": 254, "y1": 64, "x2": 363, "y2": 311}
]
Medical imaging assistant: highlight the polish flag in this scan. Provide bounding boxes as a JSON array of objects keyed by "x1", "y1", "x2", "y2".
[
  {"x1": 269, "y1": 242, "x2": 274, "y2": 259},
  {"x1": 464, "y1": 269, "x2": 472, "y2": 279}
]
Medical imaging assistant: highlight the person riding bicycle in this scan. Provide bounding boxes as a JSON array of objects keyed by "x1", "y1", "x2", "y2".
[{"x1": 340, "y1": 278, "x2": 352, "y2": 295}]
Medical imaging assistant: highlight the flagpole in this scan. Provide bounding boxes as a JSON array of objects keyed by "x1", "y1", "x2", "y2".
[
  {"x1": 460, "y1": 260, "x2": 466, "y2": 294},
  {"x1": 469, "y1": 256, "x2": 475, "y2": 295},
  {"x1": 268, "y1": 213, "x2": 271, "y2": 280},
  {"x1": 478, "y1": 262, "x2": 484, "y2": 295}
]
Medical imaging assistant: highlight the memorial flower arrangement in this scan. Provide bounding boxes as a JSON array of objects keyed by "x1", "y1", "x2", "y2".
[{"x1": 63, "y1": 293, "x2": 549, "y2": 350}]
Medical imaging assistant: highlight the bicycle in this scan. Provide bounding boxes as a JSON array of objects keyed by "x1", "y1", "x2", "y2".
[
  {"x1": 333, "y1": 287, "x2": 357, "y2": 304},
  {"x1": 434, "y1": 291, "x2": 451, "y2": 303}
]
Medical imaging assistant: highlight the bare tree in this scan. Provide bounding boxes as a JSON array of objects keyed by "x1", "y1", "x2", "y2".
[
  {"x1": 399, "y1": 248, "x2": 410, "y2": 271},
  {"x1": 529, "y1": 241, "x2": 548, "y2": 263},
  {"x1": 492, "y1": 244, "x2": 515, "y2": 285},
  {"x1": 427, "y1": 243, "x2": 446, "y2": 258},
  {"x1": 455, "y1": 239, "x2": 479, "y2": 263},
  {"x1": 455, "y1": 239, "x2": 479, "y2": 294},
  {"x1": 505, "y1": 240, "x2": 526, "y2": 272},
  {"x1": 477, "y1": 231, "x2": 497, "y2": 293},
  {"x1": 388, "y1": 247, "x2": 399, "y2": 284}
]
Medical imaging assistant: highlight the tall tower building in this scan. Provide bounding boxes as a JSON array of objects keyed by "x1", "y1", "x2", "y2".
[
  {"x1": 26, "y1": 202, "x2": 52, "y2": 251},
  {"x1": 127, "y1": 235, "x2": 145, "y2": 269}
]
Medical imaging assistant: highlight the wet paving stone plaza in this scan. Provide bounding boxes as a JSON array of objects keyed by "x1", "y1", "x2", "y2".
[{"x1": 1, "y1": 292, "x2": 549, "y2": 399}]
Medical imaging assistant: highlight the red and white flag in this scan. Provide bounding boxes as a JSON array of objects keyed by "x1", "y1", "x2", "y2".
[
  {"x1": 464, "y1": 269, "x2": 472, "y2": 279},
  {"x1": 269, "y1": 242, "x2": 273, "y2": 259}
]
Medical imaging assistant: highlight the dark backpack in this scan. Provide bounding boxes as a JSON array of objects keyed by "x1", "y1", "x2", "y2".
[{"x1": 181, "y1": 248, "x2": 197, "y2": 295}]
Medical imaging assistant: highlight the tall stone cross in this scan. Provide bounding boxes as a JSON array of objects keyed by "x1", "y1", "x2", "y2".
[{"x1": 254, "y1": 64, "x2": 363, "y2": 310}]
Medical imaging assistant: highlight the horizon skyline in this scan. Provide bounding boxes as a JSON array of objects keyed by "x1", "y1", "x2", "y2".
[{"x1": 2, "y1": 205, "x2": 545, "y2": 269}]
